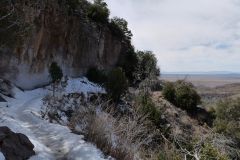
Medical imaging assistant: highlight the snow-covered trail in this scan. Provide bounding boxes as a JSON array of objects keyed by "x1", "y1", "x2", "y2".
[
  {"x1": 0, "y1": 78, "x2": 109, "y2": 160},
  {"x1": 15, "y1": 97, "x2": 70, "y2": 159}
]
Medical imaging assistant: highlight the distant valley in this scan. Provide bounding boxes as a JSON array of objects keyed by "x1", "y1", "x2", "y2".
[
  {"x1": 161, "y1": 73, "x2": 240, "y2": 88},
  {"x1": 161, "y1": 73, "x2": 240, "y2": 108}
]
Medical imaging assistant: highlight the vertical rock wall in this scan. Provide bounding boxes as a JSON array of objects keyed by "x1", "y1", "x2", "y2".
[{"x1": 0, "y1": 1, "x2": 127, "y2": 89}]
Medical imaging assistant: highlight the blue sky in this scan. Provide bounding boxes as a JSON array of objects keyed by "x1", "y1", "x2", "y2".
[{"x1": 104, "y1": 0, "x2": 240, "y2": 73}]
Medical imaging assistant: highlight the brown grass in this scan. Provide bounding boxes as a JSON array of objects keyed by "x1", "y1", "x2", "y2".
[{"x1": 70, "y1": 103, "x2": 157, "y2": 160}]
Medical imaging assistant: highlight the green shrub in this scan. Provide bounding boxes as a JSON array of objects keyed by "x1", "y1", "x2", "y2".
[
  {"x1": 49, "y1": 62, "x2": 63, "y2": 83},
  {"x1": 109, "y1": 17, "x2": 132, "y2": 41},
  {"x1": 162, "y1": 80, "x2": 201, "y2": 112},
  {"x1": 86, "y1": 67, "x2": 107, "y2": 85},
  {"x1": 174, "y1": 80, "x2": 201, "y2": 111},
  {"x1": 117, "y1": 47, "x2": 138, "y2": 85},
  {"x1": 149, "y1": 80, "x2": 162, "y2": 91},
  {"x1": 200, "y1": 143, "x2": 229, "y2": 160},
  {"x1": 109, "y1": 20, "x2": 125, "y2": 39},
  {"x1": 158, "y1": 152, "x2": 181, "y2": 160},
  {"x1": 118, "y1": 50, "x2": 160, "y2": 85},
  {"x1": 106, "y1": 68, "x2": 128, "y2": 102},
  {"x1": 87, "y1": 0, "x2": 109, "y2": 24},
  {"x1": 139, "y1": 79, "x2": 163, "y2": 92},
  {"x1": 49, "y1": 62, "x2": 63, "y2": 97},
  {"x1": 162, "y1": 82, "x2": 176, "y2": 103},
  {"x1": 139, "y1": 93, "x2": 161, "y2": 126},
  {"x1": 214, "y1": 98, "x2": 240, "y2": 142},
  {"x1": 137, "y1": 51, "x2": 160, "y2": 81}
]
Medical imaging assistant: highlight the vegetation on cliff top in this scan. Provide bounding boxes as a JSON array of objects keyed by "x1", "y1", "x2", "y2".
[{"x1": 0, "y1": 0, "x2": 31, "y2": 47}]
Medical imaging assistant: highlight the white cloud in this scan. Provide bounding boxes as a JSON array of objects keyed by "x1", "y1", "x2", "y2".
[{"x1": 105, "y1": 0, "x2": 240, "y2": 72}]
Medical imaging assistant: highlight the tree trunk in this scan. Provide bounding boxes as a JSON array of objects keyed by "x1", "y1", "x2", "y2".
[{"x1": 53, "y1": 83, "x2": 55, "y2": 98}]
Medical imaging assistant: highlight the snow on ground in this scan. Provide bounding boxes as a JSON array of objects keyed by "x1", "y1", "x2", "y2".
[
  {"x1": 0, "y1": 152, "x2": 5, "y2": 160},
  {"x1": 65, "y1": 77, "x2": 105, "y2": 95},
  {"x1": 0, "y1": 78, "x2": 109, "y2": 160}
]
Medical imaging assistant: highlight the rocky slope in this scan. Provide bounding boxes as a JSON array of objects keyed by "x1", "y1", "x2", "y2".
[
  {"x1": 151, "y1": 92, "x2": 209, "y2": 137},
  {"x1": 0, "y1": 0, "x2": 127, "y2": 89}
]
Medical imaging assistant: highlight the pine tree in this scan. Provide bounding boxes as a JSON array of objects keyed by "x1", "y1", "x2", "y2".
[
  {"x1": 106, "y1": 68, "x2": 128, "y2": 102},
  {"x1": 49, "y1": 62, "x2": 63, "y2": 97}
]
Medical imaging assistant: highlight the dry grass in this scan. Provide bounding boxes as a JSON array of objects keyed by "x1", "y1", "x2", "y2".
[{"x1": 69, "y1": 103, "x2": 157, "y2": 160}]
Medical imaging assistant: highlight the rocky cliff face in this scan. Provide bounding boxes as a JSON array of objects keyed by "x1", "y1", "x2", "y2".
[{"x1": 0, "y1": 1, "x2": 127, "y2": 89}]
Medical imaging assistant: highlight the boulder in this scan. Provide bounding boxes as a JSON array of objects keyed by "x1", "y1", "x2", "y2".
[
  {"x1": 0, "y1": 126, "x2": 35, "y2": 160},
  {"x1": 0, "y1": 79, "x2": 13, "y2": 97}
]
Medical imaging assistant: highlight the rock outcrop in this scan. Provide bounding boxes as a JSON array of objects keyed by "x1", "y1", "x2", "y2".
[
  {"x1": 0, "y1": 79, "x2": 14, "y2": 97},
  {"x1": 0, "y1": 1, "x2": 128, "y2": 89},
  {"x1": 0, "y1": 126, "x2": 35, "y2": 160}
]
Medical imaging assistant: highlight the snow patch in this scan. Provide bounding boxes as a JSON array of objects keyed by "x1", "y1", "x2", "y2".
[
  {"x1": 0, "y1": 77, "x2": 109, "y2": 160},
  {"x1": 66, "y1": 77, "x2": 105, "y2": 95},
  {"x1": 0, "y1": 152, "x2": 5, "y2": 160}
]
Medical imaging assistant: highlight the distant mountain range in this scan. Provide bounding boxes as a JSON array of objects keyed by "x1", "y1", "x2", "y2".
[{"x1": 162, "y1": 71, "x2": 240, "y2": 75}]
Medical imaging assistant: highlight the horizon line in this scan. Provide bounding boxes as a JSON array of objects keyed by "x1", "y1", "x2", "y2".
[{"x1": 161, "y1": 71, "x2": 240, "y2": 75}]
